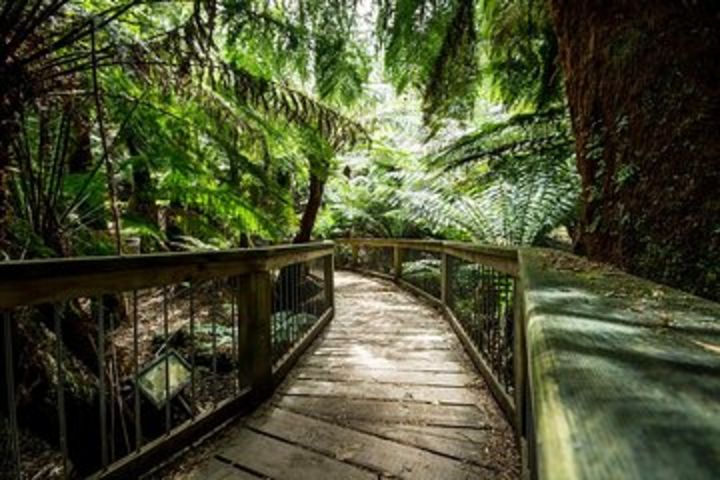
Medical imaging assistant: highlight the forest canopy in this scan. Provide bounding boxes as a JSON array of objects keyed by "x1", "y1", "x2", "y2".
[{"x1": 1, "y1": 0, "x2": 717, "y2": 300}]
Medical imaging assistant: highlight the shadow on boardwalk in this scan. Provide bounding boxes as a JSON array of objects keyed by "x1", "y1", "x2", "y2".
[{"x1": 158, "y1": 271, "x2": 520, "y2": 479}]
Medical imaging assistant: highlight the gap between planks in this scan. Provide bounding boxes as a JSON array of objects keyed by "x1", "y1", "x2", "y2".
[{"x1": 232, "y1": 407, "x2": 499, "y2": 478}]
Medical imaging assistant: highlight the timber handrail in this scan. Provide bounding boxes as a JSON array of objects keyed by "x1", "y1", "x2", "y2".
[
  {"x1": 335, "y1": 237, "x2": 720, "y2": 480},
  {"x1": 337, "y1": 237, "x2": 517, "y2": 275},
  {"x1": 0, "y1": 241, "x2": 334, "y2": 310},
  {"x1": 0, "y1": 241, "x2": 335, "y2": 479}
]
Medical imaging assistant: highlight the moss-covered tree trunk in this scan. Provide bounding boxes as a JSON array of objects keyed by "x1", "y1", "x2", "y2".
[{"x1": 547, "y1": 1, "x2": 720, "y2": 300}]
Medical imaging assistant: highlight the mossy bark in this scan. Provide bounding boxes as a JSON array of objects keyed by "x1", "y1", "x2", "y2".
[{"x1": 547, "y1": 1, "x2": 720, "y2": 300}]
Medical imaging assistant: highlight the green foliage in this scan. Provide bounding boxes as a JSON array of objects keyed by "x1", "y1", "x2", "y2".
[
  {"x1": 3, "y1": 0, "x2": 580, "y2": 260},
  {"x1": 428, "y1": 108, "x2": 572, "y2": 174},
  {"x1": 377, "y1": 0, "x2": 564, "y2": 130},
  {"x1": 321, "y1": 91, "x2": 579, "y2": 247},
  {"x1": 3, "y1": 0, "x2": 370, "y2": 258},
  {"x1": 478, "y1": 0, "x2": 562, "y2": 109},
  {"x1": 391, "y1": 162, "x2": 578, "y2": 246}
]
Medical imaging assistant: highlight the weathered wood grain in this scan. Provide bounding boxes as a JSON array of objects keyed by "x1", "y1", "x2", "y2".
[
  {"x1": 282, "y1": 379, "x2": 480, "y2": 405},
  {"x1": 299, "y1": 356, "x2": 466, "y2": 372},
  {"x1": 0, "y1": 242, "x2": 333, "y2": 309},
  {"x1": 520, "y1": 249, "x2": 720, "y2": 480},
  {"x1": 247, "y1": 408, "x2": 494, "y2": 479},
  {"x1": 309, "y1": 347, "x2": 458, "y2": 361},
  {"x1": 218, "y1": 428, "x2": 375, "y2": 479},
  {"x1": 294, "y1": 368, "x2": 475, "y2": 387},
  {"x1": 276, "y1": 394, "x2": 490, "y2": 428},
  {"x1": 197, "y1": 458, "x2": 260, "y2": 479},
  {"x1": 342, "y1": 421, "x2": 510, "y2": 469}
]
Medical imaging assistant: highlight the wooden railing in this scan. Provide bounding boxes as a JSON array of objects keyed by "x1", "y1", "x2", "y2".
[
  {"x1": 3, "y1": 238, "x2": 718, "y2": 479},
  {"x1": 337, "y1": 238, "x2": 720, "y2": 480},
  {"x1": 335, "y1": 238, "x2": 530, "y2": 468},
  {"x1": 0, "y1": 242, "x2": 334, "y2": 479}
]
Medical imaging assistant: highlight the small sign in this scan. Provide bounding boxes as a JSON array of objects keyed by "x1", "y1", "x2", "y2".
[{"x1": 137, "y1": 350, "x2": 192, "y2": 409}]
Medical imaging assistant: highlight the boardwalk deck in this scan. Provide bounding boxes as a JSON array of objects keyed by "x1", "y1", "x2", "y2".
[{"x1": 174, "y1": 271, "x2": 519, "y2": 479}]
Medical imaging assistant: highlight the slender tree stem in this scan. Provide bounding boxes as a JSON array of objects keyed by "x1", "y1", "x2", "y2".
[{"x1": 91, "y1": 18, "x2": 122, "y2": 255}]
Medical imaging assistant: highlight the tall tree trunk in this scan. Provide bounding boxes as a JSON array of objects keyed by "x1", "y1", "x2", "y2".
[
  {"x1": 547, "y1": 0, "x2": 720, "y2": 300},
  {"x1": 293, "y1": 173, "x2": 325, "y2": 244}
]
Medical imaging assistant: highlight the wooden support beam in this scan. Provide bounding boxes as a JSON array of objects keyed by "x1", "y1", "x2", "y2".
[
  {"x1": 351, "y1": 244, "x2": 359, "y2": 267},
  {"x1": 324, "y1": 254, "x2": 335, "y2": 311},
  {"x1": 237, "y1": 271, "x2": 273, "y2": 397},
  {"x1": 441, "y1": 252, "x2": 449, "y2": 305},
  {"x1": 393, "y1": 246, "x2": 403, "y2": 280}
]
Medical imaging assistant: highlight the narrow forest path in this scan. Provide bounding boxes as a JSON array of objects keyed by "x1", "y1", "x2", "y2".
[{"x1": 179, "y1": 271, "x2": 519, "y2": 479}]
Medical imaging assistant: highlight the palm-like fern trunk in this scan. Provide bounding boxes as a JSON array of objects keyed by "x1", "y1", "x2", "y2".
[
  {"x1": 0, "y1": 95, "x2": 21, "y2": 252},
  {"x1": 548, "y1": 0, "x2": 720, "y2": 300},
  {"x1": 293, "y1": 173, "x2": 325, "y2": 244}
]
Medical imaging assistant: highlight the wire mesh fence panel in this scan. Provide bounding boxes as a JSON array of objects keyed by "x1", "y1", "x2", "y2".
[
  {"x1": 270, "y1": 256, "x2": 330, "y2": 365},
  {"x1": 401, "y1": 249, "x2": 442, "y2": 300},
  {"x1": 0, "y1": 277, "x2": 263, "y2": 479},
  {"x1": 447, "y1": 255, "x2": 515, "y2": 394},
  {"x1": 0, "y1": 242, "x2": 334, "y2": 479}
]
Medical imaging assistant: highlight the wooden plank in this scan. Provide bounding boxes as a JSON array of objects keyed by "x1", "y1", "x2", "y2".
[
  {"x1": 311, "y1": 347, "x2": 453, "y2": 356},
  {"x1": 324, "y1": 325, "x2": 443, "y2": 333},
  {"x1": 263, "y1": 246, "x2": 334, "y2": 270},
  {"x1": 330, "y1": 314, "x2": 441, "y2": 323},
  {"x1": 276, "y1": 396, "x2": 491, "y2": 428},
  {"x1": 198, "y1": 458, "x2": 260, "y2": 479},
  {"x1": 282, "y1": 379, "x2": 480, "y2": 405},
  {"x1": 343, "y1": 422, "x2": 509, "y2": 470},
  {"x1": 299, "y1": 356, "x2": 466, "y2": 373},
  {"x1": 323, "y1": 332, "x2": 455, "y2": 346},
  {"x1": 328, "y1": 313, "x2": 440, "y2": 321},
  {"x1": 217, "y1": 428, "x2": 375, "y2": 480},
  {"x1": 99, "y1": 388, "x2": 258, "y2": 480},
  {"x1": 309, "y1": 348, "x2": 459, "y2": 362},
  {"x1": 247, "y1": 408, "x2": 495, "y2": 479},
  {"x1": 294, "y1": 368, "x2": 475, "y2": 387},
  {"x1": 317, "y1": 340, "x2": 451, "y2": 351}
]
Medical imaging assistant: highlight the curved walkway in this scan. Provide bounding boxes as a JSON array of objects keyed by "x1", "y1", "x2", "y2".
[{"x1": 188, "y1": 271, "x2": 519, "y2": 479}]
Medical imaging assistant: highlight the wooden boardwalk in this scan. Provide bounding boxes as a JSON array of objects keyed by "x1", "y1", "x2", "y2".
[{"x1": 188, "y1": 271, "x2": 519, "y2": 479}]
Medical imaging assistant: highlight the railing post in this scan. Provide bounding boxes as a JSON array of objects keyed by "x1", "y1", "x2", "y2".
[
  {"x1": 324, "y1": 253, "x2": 335, "y2": 312},
  {"x1": 237, "y1": 270, "x2": 273, "y2": 397},
  {"x1": 2, "y1": 313, "x2": 20, "y2": 480},
  {"x1": 393, "y1": 246, "x2": 403, "y2": 280},
  {"x1": 351, "y1": 244, "x2": 359, "y2": 267},
  {"x1": 441, "y1": 251, "x2": 449, "y2": 306}
]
